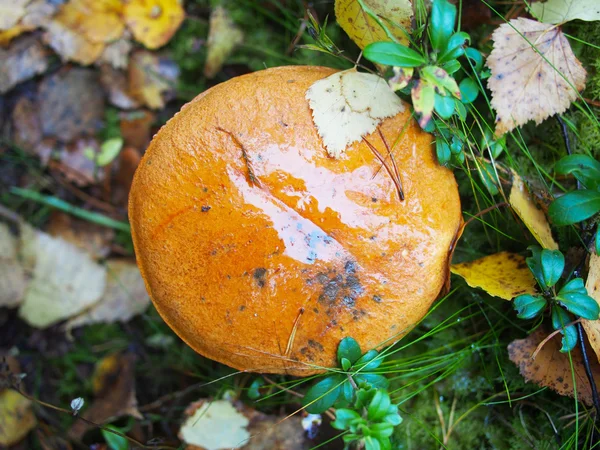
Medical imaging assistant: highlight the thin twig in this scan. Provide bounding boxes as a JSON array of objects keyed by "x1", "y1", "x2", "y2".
[
  {"x1": 362, "y1": 135, "x2": 404, "y2": 202},
  {"x1": 463, "y1": 202, "x2": 509, "y2": 229},
  {"x1": 531, "y1": 319, "x2": 582, "y2": 359}
]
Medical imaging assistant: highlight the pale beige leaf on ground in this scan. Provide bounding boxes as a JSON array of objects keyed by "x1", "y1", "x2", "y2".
[
  {"x1": 69, "y1": 353, "x2": 142, "y2": 440},
  {"x1": 487, "y1": 18, "x2": 586, "y2": 136},
  {"x1": 204, "y1": 6, "x2": 243, "y2": 79},
  {"x1": 306, "y1": 69, "x2": 404, "y2": 158},
  {"x1": 0, "y1": 35, "x2": 49, "y2": 93},
  {"x1": 509, "y1": 328, "x2": 600, "y2": 405},
  {"x1": 20, "y1": 0, "x2": 57, "y2": 28},
  {"x1": 451, "y1": 252, "x2": 537, "y2": 300},
  {"x1": 583, "y1": 252, "x2": 600, "y2": 363},
  {"x1": 0, "y1": 389, "x2": 36, "y2": 446},
  {"x1": 0, "y1": 223, "x2": 27, "y2": 308},
  {"x1": 18, "y1": 225, "x2": 106, "y2": 328},
  {"x1": 529, "y1": 0, "x2": 600, "y2": 24},
  {"x1": 509, "y1": 170, "x2": 558, "y2": 249},
  {"x1": 0, "y1": 0, "x2": 31, "y2": 30},
  {"x1": 335, "y1": 0, "x2": 412, "y2": 49},
  {"x1": 180, "y1": 399, "x2": 308, "y2": 450},
  {"x1": 65, "y1": 260, "x2": 150, "y2": 330}
]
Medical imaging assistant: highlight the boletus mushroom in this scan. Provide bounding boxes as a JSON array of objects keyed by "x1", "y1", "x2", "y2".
[{"x1": 129, "y1": 66, "x2": 462, "y2": 375}]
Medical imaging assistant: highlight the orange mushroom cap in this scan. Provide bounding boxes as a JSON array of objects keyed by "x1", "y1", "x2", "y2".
[{"x1": 129, "y1": 66, "x2": 462, "y2": 375}]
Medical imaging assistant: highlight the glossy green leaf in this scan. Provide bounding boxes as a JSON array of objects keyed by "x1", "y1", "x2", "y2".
[
  {"x1": 365, "y1": 435, "x2": 382, "y2": 450},
  {"x1": 434, "y1": 93, "x2": 455, "y2": 119},
  {"x1": 551, "y1": 307, "x2": 577, "y2": 352},
  {"x1": 436, "y1": 140, "x2": 451, "y2": 165},
  {"x1": 355, "y1": 373, "x2": 389, "y2": 389},
  {"x1": 557, "y1": 292, "x2": 600, "y2": 320},
  {"x1": 370, "y1": 422, "x2": 395, "y2": 438},
  {"x1": 442, "y1": 59, "x2": 461, "y2": 74},
  {"x1": 478, "y1": 161, "x2": 499, "y2": 196},
  {"x1": 596, "y1": 227, "x2": 600, "y2": 255},
  {"x1": 430, "y1": 0, "x2": 457, "y2": 52},
  {"x1": 85, "y1": 138, "x2": 124, "y2": 167},
  {"x1": 340, "y1": 379, "x2": 354, "y2": 405},
  {"x1": 331, "y1": 408, "x2": 361, "y2": 430},
  {"x1": 465, "y1": 47, "x2": 483, "y2": 71},
  {"x1": 338, "y1": 337, "x2": 362, "y2": 364},
  {"x1": 559, "y1": 278, "x2": 587, "y2": 295},
  {"x1": 341, "y1": 357, "x2": 352, "y2": 371},
  {"x1": 248, "y1": 378, "x2": 264, "y2": 399},
  {"x1": 514, "y1": 294, "x2": 546, "y2": 319},
  {"x1": 102, "y1": 425, "x2": 129, "y2": 450},
  {"x1": 459, "y1": 78, "x2": 479, "y2": 104},
  {"x1": 354, "y1": 349, "x2": 382, "y2": 371},
  {"x1": 384, "y1": 410, "x2": 402, "y2": 426},
  {"x1": 455, "y1": 100, "x2": 467, "y2": 120},
  {"x1": 540, "y1": 249, "x2": 564, "y2": 288},
  {"x1": 368, "y1": 390, "x2": 391, "y2": 421},
  {"x1": 439, "y1": 31, "x2": 470, "y2": 62},
  {"x1": 555, "y1": 154, "x2": 600, "y2": 190},
  {"x1": 526, "y1": 246, "x2": 545, "y2": 288},
  {"x1": 363, "y1": 42, "x2": 426, "y2": 67},
  {"x1": 549, "y1": 190, "x2": 600, "y2": 225},
  {"x1": 303, "y1": 375, "x2": 344, "y2": 413}
]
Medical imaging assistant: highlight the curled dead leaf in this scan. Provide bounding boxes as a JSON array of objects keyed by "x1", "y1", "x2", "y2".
[
  {"x1": 487, "y1": 18, "x2": 586, "y2": 136},
  {"x1": 509, "y1": 170, "x2": 558, "y2": 250},
  {"x1": 124, "y1": 0, "x2": 185, "y2": 50},
  {"x1": 509, "y1": 328, "x2": 600, "y2": 405},
  {"x1": 451, "y1": 252, "x2": 537, "y2": 300}
]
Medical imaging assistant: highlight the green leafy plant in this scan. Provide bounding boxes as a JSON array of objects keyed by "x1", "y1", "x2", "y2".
[
  {"x1": 548, "y1": 154, "x2": 600, "y2": 227},
  {"x1": 332, "y1": 386, "x2": 401, "y2": 450},
  {"x1": 513, "y1": 246, "x2": 600, "y2": 351},
  {"x1": 302, "y1": 337, "x2": 387, "y2": 414}
]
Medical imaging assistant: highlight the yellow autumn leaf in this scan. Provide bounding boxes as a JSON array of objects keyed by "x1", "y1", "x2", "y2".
[
  {"x1": 509, "y1": 170, "x2": 558, "y2": 250},
  {"x1": 128, "y1": 50, "x2": 175, "y2": 109},
  {"x1": 124, "y1": 0, "x2": 185, "y2": 50},
  {"x1": 0, "y1": 389, "x2": 37, "y2": 446},
  {"x1": 43, "y1": 18, "x2": 105, "y2": 65},
  {"x1": 451, "y1": 252, "x2": 537, "y2": 300},
  {"x1": 487, "y1": 18, "x2": 586, "y2": 137},
  {"x1": 0, "y1": 24, "x2": 29, "y2": 46},
  {"x1": 335, "y1": 0, "x2": 412, "y2": 50},
  {"x1": 0, "y1": 0, "x2": 57, "y2": 46},
  {"x1": 54, "y1": 0, "x2": 124, "y2": 44},
  {"x1": 583, "y1": 252, "x2": 600, "y2": 363},
  {"x1": 204, "y1": 6, "x2": 243, "y2": 79}
]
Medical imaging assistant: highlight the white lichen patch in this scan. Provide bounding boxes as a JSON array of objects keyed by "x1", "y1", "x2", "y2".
[{"x1": 306, "y1": 69, "x2": 404, "y2": 158}]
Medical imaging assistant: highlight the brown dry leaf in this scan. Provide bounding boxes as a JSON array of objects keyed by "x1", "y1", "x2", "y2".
[
  {"x1": 124, "y1": 0, "x2": 185, "y2": 50},
  {"x1": 487, "y1": 18, "x2": 586, "y2": 137},
  {"x1": 0, "y1": 223, "x2": 27, "y2": 308},
  {"x1": 65, "y1": 259, "x2": 150, "y2": 330},
  {"x1": 54, "y1": 0, "x2": 124, "y2": 44},
  {"x1": 180, "y1": 399, "x2": 308, "y2": 450},
  {"x1": 114, "y1": 146, "x2": 142, "y2": 206},
  {"x1": 451, "y1": 252, "x2": 537, "y2": 300},
  {"x1": 335, "y1": 0, "x2": 412, "y2": 50},
  {"x1": 204, "y1": 6, "x2": 243, "y2": 79},
  {"x1": 509, "y1": 170, "x2": 558, "y2": 250},
  {"x1": 54, "y1": 137, "x2": 103, "y2": 186},
  {"x1": 0, "y1": 389, "x2": 37, "y2": 446},
  {"x1": 46, "y1": 212, "x2": 114, "y2": 260},
  {"x1": 0, "y1": 0, "x2": 31, "y2": 30},
  {"x1": 18, "y1": 225, "x2": 106, "y2": 328},
  {"x1": 43, "y1": 18, "x2": 104, "y2": 65},
  {"x1": 583, "y1": 252, "x2": 600, "y2": 363},
  {"x1": 11, "y1": 95, "x2": 43, "y2": 153},
  {"x1": 38, "y1": 67, "x2": 105, "y2": 142},
  {"x1": 97, "y1": 36, "x2": 132, "y2": 69},
  {"x1": 69, "y1": 353, "x2": 142, "y2": 440},
  {"x1": 509, "y1": 328, "x2": 600, "y2": 405},
  {"x1": 128, "y1": 50, "x2": 179, "y2": 109},
  {"x1": 0, "y1": 35, "x2": 48, "y2": 93},
  {"x1": 100, "y1": 65, "x2": 140, "y2": 109}
]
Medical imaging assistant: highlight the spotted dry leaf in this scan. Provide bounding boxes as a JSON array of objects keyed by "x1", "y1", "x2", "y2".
[
  {"x1": 487, "y1": 18, "x2": 586, "y2": 136},
  {"x1": 451, "y1": 252, "x2": 537, "y2": 300},
  {"x1": 583, "y1": 252, "x2": 600, "y2": 363},
  {"x1": 509, "y1": 328, "x2": 600, "y2": 405}
]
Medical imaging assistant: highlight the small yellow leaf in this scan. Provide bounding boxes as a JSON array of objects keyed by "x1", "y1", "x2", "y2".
[
  {"x1": 529, "y1": 0, "x2": 600, "y2": 24},
  {"x1": 0, "y1": 25, "x2": 30, "y2": 46},
  {"x1": 54, "y1": 0, "x2": 124, "y2": 44},
  {"x1": 204, "y1": 6, "x2": 243, "y2": 79},
  {"x1": 128, "y1": 50, "x2": 177, "y2": 109},
  {"x1": 583, "y1": 252, "x2": 600, "y2": 363},
  {"x1": 509, "y1": 170, "x2": 558, "y2": 250},
  {"x1": 43, "y1": 18, "x2": 105, "y2": 65},
  {"x1": 487, "y1": 18, "x2": 586, "y2": 136},
  {"x1": 0, "y1": 389, "x2": 37, "y2": 446},
  {"x1": 124, "y1": 0, "x2": 184, "y2": 50},
  {"x1": 335, "y1": 0, "x2": 412, "y2": 50},
  {"x1": 306, "y1": 69, "x2": 405, "y2": 158},
  {"x1": 451, "y1": 252, "x2": 537, "y2": 300}
]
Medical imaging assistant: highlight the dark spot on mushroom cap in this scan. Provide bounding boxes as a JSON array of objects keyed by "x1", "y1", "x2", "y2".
[
  {"x1": 308, "y1": 340, "x2": 324, "y2": 352},
  {"x1": 201, "y1": 205, "x2": 211, "y2": 212},
  {"x1": 253, "y1": 268, "x2": 267, "y2": 288}
]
